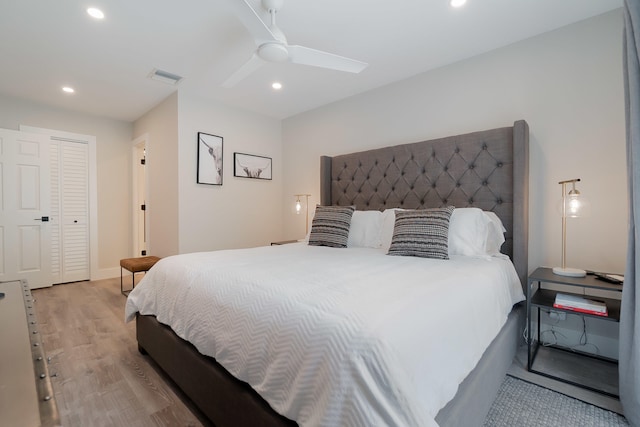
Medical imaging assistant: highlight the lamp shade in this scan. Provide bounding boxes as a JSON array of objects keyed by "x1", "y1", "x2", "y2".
[
  {"x1": 294, "y1": 194, "x2": 311, "y2": 236},
  {"x1": 563, "y1": 191, "x2": 590, "y2": 218}
]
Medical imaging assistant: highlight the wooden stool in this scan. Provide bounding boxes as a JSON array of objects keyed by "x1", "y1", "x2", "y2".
[{"x1": 120, "y1": 256, "x2": 160, "y2": 296}]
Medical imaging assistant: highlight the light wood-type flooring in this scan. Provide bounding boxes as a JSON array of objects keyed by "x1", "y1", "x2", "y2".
[{"x1": 33, "y1": 277, "x2": 207, "y2": 427}]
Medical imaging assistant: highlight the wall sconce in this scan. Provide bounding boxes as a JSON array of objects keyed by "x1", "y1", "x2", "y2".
[
  {"x1": 294, "y1": 194, "x2": 311, "y2": 235},
  {"x1": 552, "y1": 178, "x2": 588, "y2": 277}
]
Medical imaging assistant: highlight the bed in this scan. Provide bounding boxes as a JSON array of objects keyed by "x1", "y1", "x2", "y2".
[{"x1": 126, "y1": 120, "x2": 529, "y2": 427}]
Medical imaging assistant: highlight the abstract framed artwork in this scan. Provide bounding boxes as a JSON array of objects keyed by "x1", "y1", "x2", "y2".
[
  {"x1": 197, "y1": 132, "x2": 223, "y2": 185},
  {"x1": 233, "y1": 152, "x2": 272, "y2": 180}
]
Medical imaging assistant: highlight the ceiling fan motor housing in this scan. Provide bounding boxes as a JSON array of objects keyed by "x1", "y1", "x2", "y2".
[
  {"x1": 258, "y1": 42, "x2": 289, "y2": 62},
  {"x1": 262, "y1": 0, "x2": 284, "y2": 12}
]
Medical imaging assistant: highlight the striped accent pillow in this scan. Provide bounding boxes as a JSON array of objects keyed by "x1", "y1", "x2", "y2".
[
  {"x1": 308, "y1": 205, "x2": 355, "y2": 248},
  {"x1": 387, "y1": 207, "x2": 455, "y2": 259}
]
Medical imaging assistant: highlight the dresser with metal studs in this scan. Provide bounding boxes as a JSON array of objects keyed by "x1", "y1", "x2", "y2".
[{"x1": 0, "y1": 280, "x2": 60, "y2": 427}]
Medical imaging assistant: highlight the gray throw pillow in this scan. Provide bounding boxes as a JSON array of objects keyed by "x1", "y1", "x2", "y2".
[
  {"x1": 387, "y1": 207, "x2": 454, "y2": 259},
  {"x1": 308, "y1": 205, "x2": 355, "y2": 248}
]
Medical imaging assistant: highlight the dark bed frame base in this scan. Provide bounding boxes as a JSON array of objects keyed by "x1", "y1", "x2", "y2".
[{"x1": 137, "y1": 314, "x2": 296, "y2": 427}]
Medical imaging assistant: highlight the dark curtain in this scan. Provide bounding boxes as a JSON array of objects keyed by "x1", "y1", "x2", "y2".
[{"x1": 622, "y1": 1, "x2": 640, "y2": 425}]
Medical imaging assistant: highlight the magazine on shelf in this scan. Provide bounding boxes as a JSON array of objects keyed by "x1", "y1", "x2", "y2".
[{"x1": 553, "y1": 293, "x2": 608, "y2": 317}]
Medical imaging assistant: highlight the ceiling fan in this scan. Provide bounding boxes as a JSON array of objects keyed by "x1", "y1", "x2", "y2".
[{"x1": 222, "y1": 0, "x2": 368, "y2": 88}]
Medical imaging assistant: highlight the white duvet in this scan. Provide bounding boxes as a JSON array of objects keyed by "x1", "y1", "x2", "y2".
[{"x1": 125, "y1": 243, "x2": 524, "y2": 427}]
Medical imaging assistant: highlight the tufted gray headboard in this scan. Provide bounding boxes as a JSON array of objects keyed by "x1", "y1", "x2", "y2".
[{"x1": 320, "y1": 120, "x2": 529, "y2": 287}]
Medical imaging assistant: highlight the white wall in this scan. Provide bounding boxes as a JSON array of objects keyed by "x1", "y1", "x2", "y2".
[
  {"x1": 133, "y1": 93, "x2": 180, "y2": 258},
  {"x1": 177, "y1": 92, "x2": 283, "y2": 253},
  {"x1": 282, "y1": 10, "x2": 626, "y2": 276},
  {"x1": 0, "y1": 94, "x2": 133, "y2": 277},
  {"x1": 134, "y1": 90, "x2": 283, "y2": 256}
]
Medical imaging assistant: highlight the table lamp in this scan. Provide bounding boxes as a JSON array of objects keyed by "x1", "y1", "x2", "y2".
[{"x1": 552, "y1": 178, "x2": 587, "y2": 277}]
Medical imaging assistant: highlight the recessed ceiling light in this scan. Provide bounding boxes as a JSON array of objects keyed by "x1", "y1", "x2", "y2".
[
  {"x1": 62, "y1": 86, "x2": 75, "y2": 94},
  {"x1": 272, "y1": 82, "x2": 282, "y2": 90},
  {"x1": 87, "y1": 7, "x2": 105, "y2": 19},
  {"x1": 450, "y1": 0, "x2": 467, "y2": 7}
]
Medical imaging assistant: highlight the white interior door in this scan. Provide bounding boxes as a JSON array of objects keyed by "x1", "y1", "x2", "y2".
[
  {"x1": 50, "y1": 141, "x2": 90, "y2": 283},
  {"x1": 0, "y1": 129, "x2": 52, "y2": 288},
  {"x1": 21, "y1": 126, "x2": 97, "y2": 283},
  {"x1": 137, "y1": 143, "x2": 146, "y2": 256},
  {"x1": 132, "y1": 135, "x2": 148, "y2": 257}
]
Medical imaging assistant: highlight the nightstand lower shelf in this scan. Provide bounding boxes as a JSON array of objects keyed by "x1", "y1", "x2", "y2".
[
  {"x1": 529, "y1": 343, "x2": 619, "y2": 397},
  {"x1": 527, "y1": 267, "x2": 622, "y2": 398}
]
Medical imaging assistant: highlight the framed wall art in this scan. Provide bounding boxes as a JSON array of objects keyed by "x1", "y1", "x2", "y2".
[
  {"x1": 233, "y1": 152, "x2": 272, "y2": 180},
  {"x1": 197, "y1": 132, "x2": 223, "y2": 185}
]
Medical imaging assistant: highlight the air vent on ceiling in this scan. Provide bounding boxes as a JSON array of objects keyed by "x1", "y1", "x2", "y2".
[{"x1": 148, "y1": 68, "x2": 184, "y2": 85}]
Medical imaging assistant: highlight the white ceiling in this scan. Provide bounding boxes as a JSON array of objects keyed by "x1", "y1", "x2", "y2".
[{"x1": 0, "y1": 0, "x2": 622, "y2": 122}]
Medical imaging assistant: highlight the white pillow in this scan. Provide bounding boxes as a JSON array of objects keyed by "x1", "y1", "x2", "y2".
[
  {"x1": 380, "y1": 208, "x2": 402, "y2": 251},
  {"x1": 347, "y1": 210, "x2": 384, "y2": 248},
  {"x1": 379, "y1": 207, "x2": 506, "y2": 256},
  {"x1": 484, "y1": 211, "x2": 507, "y2": 255},
  {"x1": 448, "y1": 208, "x2": 506, "y2": 257}
]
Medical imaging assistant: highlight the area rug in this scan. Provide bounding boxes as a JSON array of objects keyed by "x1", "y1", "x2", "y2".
[{"x1": 483, "y1": 375, "x2": 629, "y2": 426}]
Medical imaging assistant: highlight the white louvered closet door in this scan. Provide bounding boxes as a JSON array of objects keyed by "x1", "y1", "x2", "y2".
[{"x1": 50, "y1": 141, "x2": 89, "y2": 284}]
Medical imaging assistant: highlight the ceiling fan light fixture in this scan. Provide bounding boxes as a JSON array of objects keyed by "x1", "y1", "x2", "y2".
[
  {"x1": 450, "y1": 0, "x2": 467, "y2": 8},
  {"x1": 258, "y1": 43, "x2": 289, "y2": 62}
]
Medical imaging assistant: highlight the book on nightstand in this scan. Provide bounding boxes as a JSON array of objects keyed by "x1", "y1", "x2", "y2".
[{"x1": 553, "y1": 293, "x2": 608, "y2": 317}]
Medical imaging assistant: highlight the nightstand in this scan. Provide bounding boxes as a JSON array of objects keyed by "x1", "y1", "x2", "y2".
[
  {"x1": 527, "y1": 267, "x2": 622, "y2": 397},
  {"x1": 270, "y1": 240, "x2": 299, "y2": 246}
]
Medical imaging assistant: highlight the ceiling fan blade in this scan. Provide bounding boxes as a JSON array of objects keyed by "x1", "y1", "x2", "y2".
[
  {"x1": 227, "y1": 0, "x2": 277, "y2": 44},
  {"x1": 222, "y1": 54, "x2": 265, "y2": 88},
  {"x1": 287, "y1": 45, "x2": 368, "y2": 73}
]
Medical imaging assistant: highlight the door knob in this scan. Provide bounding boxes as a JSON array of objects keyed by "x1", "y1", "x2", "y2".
[{"x1": 34, "y1": 216, "x2": 49, "y2": 222}]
